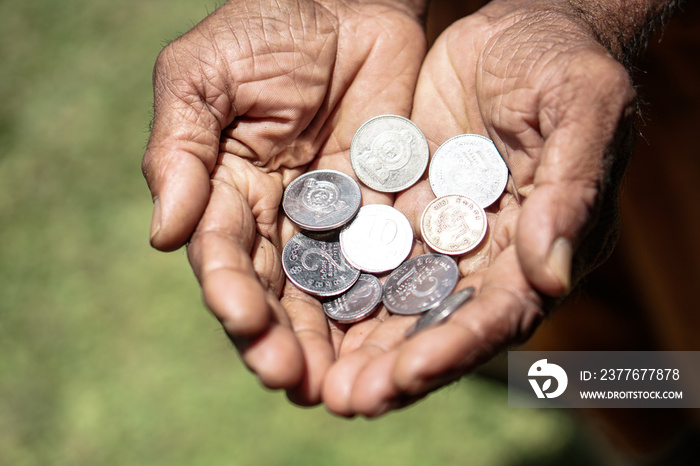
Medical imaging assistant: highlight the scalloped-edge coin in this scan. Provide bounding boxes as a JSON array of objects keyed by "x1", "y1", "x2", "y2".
[
  {"x1": 429, "y1": 134, "x2": 508, "y2": 208},
  {"x1": 282, "y1": 231, "x2": 360, "y2": 297},
  {"x1": 405, "y1": 286, "x2": 475, "y2": 337},
  {"x1": 322, "y1": 274, "x2": 383, "y2": 323},
  {"x1": 421, "y1": 195, "x2": 487, "y2": 255},
  {"x1": 350, "y1": 115, "x2": 429, "y2": 192},
  {"x1": 283, "y1": 169, "x2": 362, "y2": 231},
  {"x1": 339, "y1": 204, "x2": 413, "y2": 273},
  {"x1": 382, "y1": 254, "x2": 459, "y2": 315}
]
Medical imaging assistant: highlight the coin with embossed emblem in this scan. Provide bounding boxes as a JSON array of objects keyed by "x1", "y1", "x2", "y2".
[
  {"x1": 429, "y1": 134, "x2": 508, "y2": 208},
  {"x1": 322, "y1": 274, "x2": 383, "y2": 323},
  {"x1": 382, "y1": 254, "x2": 459, "y2": 315},
  {"x1": 350, "y1": 115, "x2": 429, "y2": 192},
  {"x1": 340, "y1": 204, "x2": 413, "y2": 273},
  {"x1": 283, "y1": 169, "x2": 362, "y2": 231},
  {"x1": 405, "y1": 286, "x2": 475, "y2": 337},
  {"x1": 421, "y1": 195, "x2": 487, "y2": 255},
  {"x1": 282, "y1": 232, "x2": 360, "y2": 297}
]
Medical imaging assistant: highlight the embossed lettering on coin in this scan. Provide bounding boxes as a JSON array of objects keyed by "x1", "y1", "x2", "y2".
[
  {"x1": 283, "y1": 169, "x2": 361, "y2": 231},
  {"x1": 350, "y1": 115, "x2": 429, "y2": 192},
  {"x1": 383, "y1": 254, "x2": 459, "y2": 315},
  {"x1": 282, "y1": 232, "x2": 360, "y2": 297},
  {"x1": 323, "y1": 274, "x2": 383, "y2": 323},
  {"x1": 340, "y1": 204, "x2": 413, "y2": 273},
  {"x1": 421, "y1": 195, "x2": 487, "y2": 255},
  {"x1": 406, "y1": 286, "x2": 475, "y2": 337},
  {"x1": 429, "y1": 134, "x2": 508, "y2": 208}
]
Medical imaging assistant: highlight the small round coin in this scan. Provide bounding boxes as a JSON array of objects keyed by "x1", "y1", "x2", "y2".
[
  {"x1": 383, "y1": 254, "x2": 459, "y2": 315},
  {"x1": 283, "y1": 169, "x2": 362, "y2": 231},
  {"x1": 429, "y1": 134, "x2": 508, "y2": 208},
  {"x1": 282, "y1": 231, "x2": 360, "y2": 297},
  {"x1": 350, "y1": 115, "x2": 429, "y2": 192},
  {"x1": 340, "y1": 204, "x2": 413, "y2": 273},
  {"x1": 421, "y1": 195, "x2": 487, "y2": 255},
  {"x1": 405, "y1": 286, "x2": 475, "y2": 337},
  {"x1": 322, "y1": 274, "x2": 383, "y2": 323}
]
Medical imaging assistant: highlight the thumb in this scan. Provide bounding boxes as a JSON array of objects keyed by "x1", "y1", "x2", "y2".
[
  {"x1": 516, "y1": 108, "x2": 635, "y2": 297},
  {"x1": 516, "y1": 53, "x2": 636, "y2": 297},
  {"x1": 141, "y1": 51, "x2": 229, "y2": 252},
  {"x1": 516, "y1": 174, "x2": 586, "y2": 297}
]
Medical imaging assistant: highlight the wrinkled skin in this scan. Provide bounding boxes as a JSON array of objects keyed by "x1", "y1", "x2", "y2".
[
  {"x1": 322, "y1": 1, "x2": 637, "y2": 416},
  {"x1": 142, "y1": 0, "x2": 636, "y2": 416},
  {"x1": 142, "y1": 0, "x2": 427, "y2": 404}
]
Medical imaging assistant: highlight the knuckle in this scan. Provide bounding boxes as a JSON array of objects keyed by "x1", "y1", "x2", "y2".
[
  {"x1": 597, "y1": 57, "x2": 635, "y2": 101},
  {"x1": 141, "y1": 152, "x2": 152, "y2": 181},
  {"x1": 569, "y1": 51, "x2": 634, "y2": 102},
  {"x1": 153, "y1": 40, "x2": 179, "y2": 80}
]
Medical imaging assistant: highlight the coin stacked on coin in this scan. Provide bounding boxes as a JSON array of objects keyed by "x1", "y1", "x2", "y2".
[
  {"x1": 422, "y1": 135, "x2": 508, "y2": 255},
  {"x1": 339, "y1": 204, "x2": 413, "y2": 274},
  {"x1": 280, "y1": 115, "x2": 508, "y2": 333},
  {"x1": 428, "y1": 134, "x2": 508, "y2": 209},
  {"x1": 281, "y1": 168, "x2": 383, "y2": 323},
  {"x1": 281, "y1": 169, "x2": 363, "y2": 300}
]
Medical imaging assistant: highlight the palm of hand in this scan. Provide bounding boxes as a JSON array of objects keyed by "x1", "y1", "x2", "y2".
[
  {"x1": 322, "y1": 7, "x2": 636, "y2": 416},
  {"x1": 145, "y1": 0, "x2": 637, "y2": 417},
  {"x1": 143, "y1": 0, "x2": 427, "y2": 405}
]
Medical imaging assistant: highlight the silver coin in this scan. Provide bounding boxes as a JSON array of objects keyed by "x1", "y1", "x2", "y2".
[
  {"x1": 339, "y1": 204, "x2": 413, "y2": 273},
  {"x1": 420, "y1": 195, "x2": 487, "y2": 255},
  {"x1": 322, "y1": 274, "x2": 383, "y2": 323},
  {"x1": 382, "y1": 254, "x2": 459, "y2": 315},
  {"x1": 283, "y1": 169, "x2": 361, "y2": 231},
  {"x1": 429, "y1": 134, "x2": 508, "y2": 208},
  {"x1": 405, "y1": 286, "x2": 475, "y2": 337},
  {"x1": 282, "y1": 231, "x2": 360, "y2": 297},
  {"x1": 350, "y1": 115, "x2": 429, "y2": 192}
]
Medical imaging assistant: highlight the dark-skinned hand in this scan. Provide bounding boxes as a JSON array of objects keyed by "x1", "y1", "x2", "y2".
[
  {"x1": 142, "y1": 0, "x2": 427, "y2": 405},
  {"x1": 143, "y1": 0, "x2": 636, "y2": 416},
  {"x1": 322, "y1": 0, "x2": 636, "y2": 416}
]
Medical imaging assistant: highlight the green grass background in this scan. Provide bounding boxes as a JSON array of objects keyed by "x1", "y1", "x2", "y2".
[{"x1": 0, "y1": 1, "x2": 592, "y2": 464}]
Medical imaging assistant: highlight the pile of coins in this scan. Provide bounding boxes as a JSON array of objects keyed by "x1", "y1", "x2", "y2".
[{"x1": 281, "y1": 115, "x2": 508, "y2": 335}]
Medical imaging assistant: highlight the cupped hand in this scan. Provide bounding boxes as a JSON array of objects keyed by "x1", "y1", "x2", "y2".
[
  {"x1": 141, "y1": 0, "x2": 427, "y2": 405},
  {"x1": 322, "y1": 0, "x2": 637, "y2": 416}
]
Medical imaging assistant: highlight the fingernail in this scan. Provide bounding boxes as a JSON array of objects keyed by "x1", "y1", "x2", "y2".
[
  {"x1": 150, "y1": 197, "x2": 162, "y2": 244},
  {"x1": 548, "y1": 237, "x2": 572, "y2": 294},
  {"x1": 369, "y1": 402, "x2": 392, "y2": 418}
]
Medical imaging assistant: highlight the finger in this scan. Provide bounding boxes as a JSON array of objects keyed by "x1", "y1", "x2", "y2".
[
  {"x1": 516, "y1": 53, "x2": 636, "y2": 296},
  {"x1": 340, "y1": 280, "x2": 480, "y2": 418},
  {"x1": 232, "y1": 299, "x2": 305, "y2": 390},
  {"x1": 392, "y1": 246, "x2": 543, "y2": 395},
  {"x1": 186, "y1": 171, "x2": 305, "y2": 389},
  {"x1": 349, "y1": 349, "x2": 403, "y2": 417},
  {"x1": 342, "y1": 246, "x2": 542, "y2": 415},
  {"x1": 322, "y1": 315, "x2": 414, "y2": 416},
  {"x1": 189, "y1": 154, "x2": 286, "y2": 332},
  {"x1": 326, "y1": 241, "x2": 533, "y2": 416},
  {"x1": 282, "y1": 283, "x2": 335, "y2": 407}
]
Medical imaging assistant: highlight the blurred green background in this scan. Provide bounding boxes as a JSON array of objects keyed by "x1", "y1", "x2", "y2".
[{"x1": 0, "y1": 1, "x2": 596, "y2": 465}]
